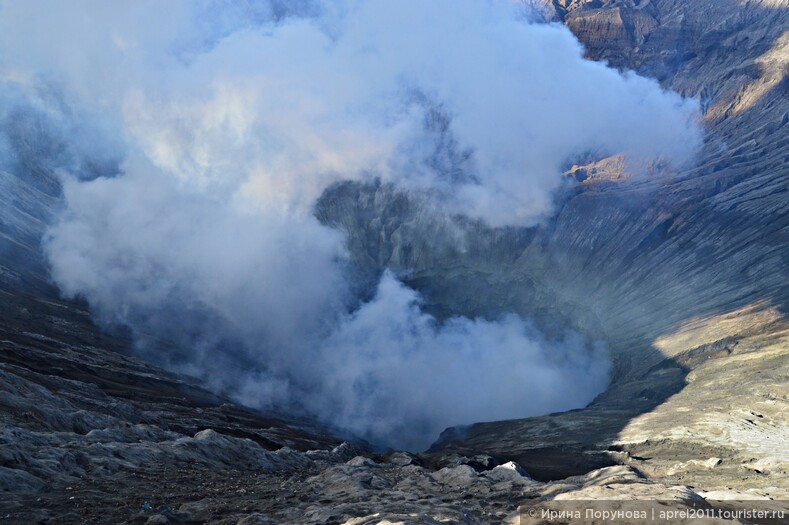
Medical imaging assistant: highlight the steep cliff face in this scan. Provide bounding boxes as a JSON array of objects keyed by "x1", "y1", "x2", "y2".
[
  {"x1": 316, "y1": 0, "x2": 789, "y2": 496},
  {"x1": 318, "y1": 0, "x2": 789, "y2": 351}
]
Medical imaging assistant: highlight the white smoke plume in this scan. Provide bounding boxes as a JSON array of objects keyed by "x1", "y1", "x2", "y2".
[{"x1": 0, "y1": 0, "x2": 700, "y2": 449}]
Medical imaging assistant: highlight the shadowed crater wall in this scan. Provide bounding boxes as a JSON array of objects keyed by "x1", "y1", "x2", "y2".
[{"x1": 314, "y1": 0, "x2": 789, "y2": 482}]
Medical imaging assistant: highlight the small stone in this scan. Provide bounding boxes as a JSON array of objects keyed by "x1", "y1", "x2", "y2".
[
  {"x1": 346, "y1": 456, "x2": 378, "y2": 468},
  {"x1": 387, "y1": 452, "x2": 417, "y2": 466},
  {"x1": 703, "y1": 457, "x2": 722, "y2": 469}
]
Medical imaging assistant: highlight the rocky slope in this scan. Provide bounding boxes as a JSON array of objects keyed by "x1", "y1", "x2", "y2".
[
  {"x1": 1, "y1": 1, "x2": 788, "y2": 524},
  {"x1": 317, "y1": 0, "x2": 789, "y2": 504},
  {"x1": 4, "y1": 288, "x2": 777, "y2": 524}
]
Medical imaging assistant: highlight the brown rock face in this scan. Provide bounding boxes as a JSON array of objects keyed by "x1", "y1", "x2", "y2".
[{"x1": 565, "y1": 6, "x2": 658, "y2": 57}]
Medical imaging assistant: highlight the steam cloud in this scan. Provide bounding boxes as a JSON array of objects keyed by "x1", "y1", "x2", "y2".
[{"x1": 0, "y1": 1, "x2": 700, "y2": 449}]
